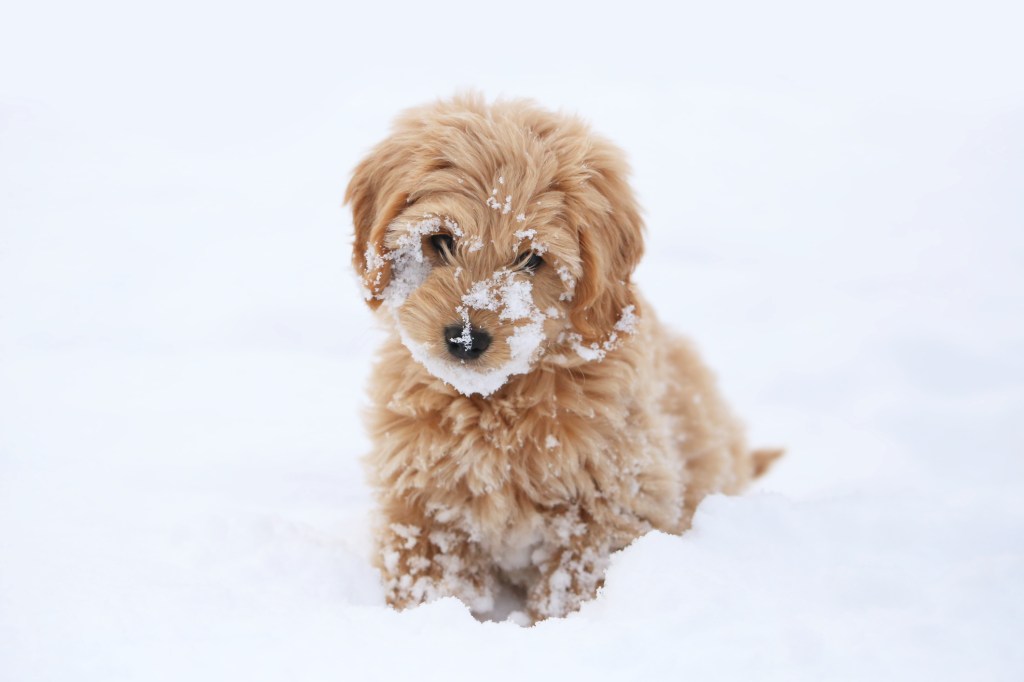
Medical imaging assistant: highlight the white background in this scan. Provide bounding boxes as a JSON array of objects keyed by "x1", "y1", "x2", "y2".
[{"x1": 2, "y1": 1, "x2": 1022, "y2": 679}]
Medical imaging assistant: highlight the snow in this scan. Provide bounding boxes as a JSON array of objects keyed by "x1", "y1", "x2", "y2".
[
  {"x1": 512, "y1": 227, "x2": 548, "y2": 255},
  {"x1": 562, "y1": 304, "x2": 640, "y2": 361},
  {"x1": 556, "y1": 263, "x2": 577, "y2": 301},
  {"x1": 487, "y1": 191, "x2": 514, "y2": 214},
  {"x1": 375, "y1": 216, "x2": 441, "y2": 308},
  {"x1": 2, "y1": 0, "x2": 1024, "y2": 680}
]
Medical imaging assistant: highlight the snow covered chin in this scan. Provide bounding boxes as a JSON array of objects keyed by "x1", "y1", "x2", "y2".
[{"x1": 397, "y1": 318, "x2": 544, "y2": 397}]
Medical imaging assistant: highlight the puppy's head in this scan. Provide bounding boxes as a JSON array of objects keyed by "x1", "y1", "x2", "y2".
[{"x1": 345, "y1": 94, "x2": 644, "y2": 396}]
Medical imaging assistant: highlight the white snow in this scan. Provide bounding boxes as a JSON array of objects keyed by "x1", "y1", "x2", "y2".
[
  {"x1": 613, "y1": 304, "x2": 638, "y2": 334},
  {"x1": 2, "y1": 1, "x2": 1023, "y2": 680},
  {"x1": 562, "y1": 304, "x2": 640, "y2": 362},
  {"x1": 450, "y1": 307, "x2": 474, "y2": 350},
  {"x1": 443, "y1": 216, "x2": 464, "y2": 236},
  {"x1": 556, "y1": 263, "x2": 577, "y2": 301},
  {"x1": 512, "y1": 227, "x2": 548, "y2": 255},
  {"x1": 369, "y1": 216, "x2": 444, "y2": 308},
  {"x1": 487, "y1": 193, "x2": 514, "y2": 214}
]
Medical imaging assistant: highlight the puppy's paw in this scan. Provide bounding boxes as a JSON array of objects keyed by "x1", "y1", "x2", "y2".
[
  {"x1": 378, "y1": 521, "x2": 496, "y2": 613},
  {"x1": 526, "y1": 545, "x2": 609, "y2": 620}
]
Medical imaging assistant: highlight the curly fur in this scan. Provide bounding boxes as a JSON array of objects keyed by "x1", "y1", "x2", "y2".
[{"x1": 345, "y1": 93, "x2": 781, "y2": 621}]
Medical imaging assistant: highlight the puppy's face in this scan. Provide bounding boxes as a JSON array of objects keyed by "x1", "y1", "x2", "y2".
[
  {"x1": 346, "y1": 95, "x2": 645, "y2": 396},
  {"x1": 366, "y1": 197, "x2": 576, "y2": 397}
]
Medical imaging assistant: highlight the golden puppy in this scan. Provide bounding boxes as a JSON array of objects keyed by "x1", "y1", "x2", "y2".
[{"x1": 345, "y1": 94, "x2": 780, "y2": 621}]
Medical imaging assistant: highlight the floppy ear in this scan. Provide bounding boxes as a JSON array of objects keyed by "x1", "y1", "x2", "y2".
[
  {"x1": 344, "y1": 137, "x2": 411, "y2": 308},
  {"x1": 567, "y1": 140, "x2": 645, "y2": 343}
]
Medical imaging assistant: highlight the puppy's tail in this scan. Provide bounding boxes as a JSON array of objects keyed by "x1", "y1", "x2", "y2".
[{"x1": 751, "y1": 448, "x2": 784, "y2": 479}]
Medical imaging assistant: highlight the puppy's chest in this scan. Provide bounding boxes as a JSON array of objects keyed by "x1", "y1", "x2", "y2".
[
  {"x1": 460, "y1": 405, "x2": 565, "y2": 488},
  {"x1": 443, "y1": 397, "x2": 628, "y2": 505}
]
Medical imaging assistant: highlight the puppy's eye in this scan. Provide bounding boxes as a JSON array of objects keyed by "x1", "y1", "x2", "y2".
[
  {"x1": 516, "y1": 252, "x2": 545, "y2": 273},
  {"x1": 430, "y1": 233, "x2": 455, "y2": 263}
]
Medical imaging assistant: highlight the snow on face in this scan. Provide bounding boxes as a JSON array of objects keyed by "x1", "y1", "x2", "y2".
[
  {"x1": 512, "y1": 228, "x2": 548, "y2": 256},
  {"x1": 373, "y1": 216, "x2": 549, "y2": 397},
  {"x1": 373, "y1": 213, "x2": 634, "y2": 394},
  {"x1": 555, "y1": 264, "x2": 576, "y2": 302},
  {"x1": 369, "y1": 216, "x2": 442, "y2": 309},
  {"x1": 400, "y1": 268, "x2": 548, "y2": 397},
  {"x1": 486, "y1": 188, "x2": 512, "y2": 214}
]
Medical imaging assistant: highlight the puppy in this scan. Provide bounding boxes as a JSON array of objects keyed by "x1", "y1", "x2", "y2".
[{"x1": 345, "y1": 94, "x2": 780, "y2": 621}]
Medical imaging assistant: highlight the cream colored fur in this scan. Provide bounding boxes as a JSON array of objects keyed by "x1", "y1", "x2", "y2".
[{"x1": 345, "y1": 94, "x2": 781, "y2": 621}]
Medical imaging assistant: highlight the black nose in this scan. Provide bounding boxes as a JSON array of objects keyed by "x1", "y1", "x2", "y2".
[{"x1": 444, "y1": 325, "x2": 492, "y2": 360}]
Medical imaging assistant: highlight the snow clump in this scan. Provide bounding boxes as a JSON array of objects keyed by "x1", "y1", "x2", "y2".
[
  {"x1": 563, "y1": 304, "x2": 639, "y2": 362},
  {"x1": 366, "y1": 216, "x2": 444, "y2": 308},
  {"x1": 486, "y1": 188, "x2": 513, "y2": 215},
  {"x1": 512, "y1": 228, "x2": 547, "y2": 255}
]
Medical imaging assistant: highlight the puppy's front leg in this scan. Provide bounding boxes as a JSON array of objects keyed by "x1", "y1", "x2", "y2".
[
  {"x1": 526, "y1": 519, "x2": 613, "y2": 620},
  {"x1": 376, "y1": 499, "x2": 497, "y2": 614}
]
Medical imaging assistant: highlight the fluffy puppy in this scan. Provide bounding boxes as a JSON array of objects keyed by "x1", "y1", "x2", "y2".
[{"x1": 345, "y1": 94, "x2": 780, "y2": 621}]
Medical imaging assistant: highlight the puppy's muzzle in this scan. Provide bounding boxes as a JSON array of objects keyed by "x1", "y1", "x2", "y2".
[{"x1": 444, "y1": 325, "x2": 491, "y2": 361}]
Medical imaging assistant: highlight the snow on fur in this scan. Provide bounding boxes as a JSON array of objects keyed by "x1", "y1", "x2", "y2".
[
  {"x1": 562, "y1": 304, "x2": 639, "y2": 361},
  {"x1": 373, "y1": 217, "x2": 442, "y2": 309}
]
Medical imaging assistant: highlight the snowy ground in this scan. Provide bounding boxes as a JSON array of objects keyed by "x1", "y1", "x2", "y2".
[{"x1": 2, "y1": 1, "x2": 1023, "y2": 679}]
